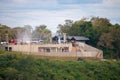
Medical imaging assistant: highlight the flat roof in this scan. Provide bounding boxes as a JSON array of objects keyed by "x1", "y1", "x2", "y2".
[{"x1": 67, "y1": 36, "x2": 89, "y2": 41}]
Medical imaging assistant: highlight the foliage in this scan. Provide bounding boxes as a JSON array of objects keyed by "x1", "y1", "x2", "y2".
[
  {"x1": 0, "y1": 24, "x2": 51, "y2": 43},
  {"x1": 98, "y1": 26, "x2": 120, "y2": 59},
  {"x1": 0, "y1": 24, "x2": 12, "y2": 42},
  {"x1": 32, "y1": 25, "x2": 51, "y2": 43},
  {"x1": 57, "y1": 20, "x2": 73, "y2": 35},
  {"x1": 0, "y1": 16, "x2": 120, "y2": 58},
  {"x1": 0, "y1": 52, "x2": 120, "y2": 80},
  {"x1": 57, "y1": 17, "x2": 120, "y2": 59},
  {"x1": 0, "y1": 52, "x2": 38, "y2": 80}
]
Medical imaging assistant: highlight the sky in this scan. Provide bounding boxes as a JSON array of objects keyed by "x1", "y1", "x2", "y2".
[{"x1": 0, "y1": 0, "x2": 120, "y2": 33}]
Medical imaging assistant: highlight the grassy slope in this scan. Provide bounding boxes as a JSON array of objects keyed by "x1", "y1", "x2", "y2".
[{"x1": 0, "y1": 51, "x2": 120, "y2": 80}]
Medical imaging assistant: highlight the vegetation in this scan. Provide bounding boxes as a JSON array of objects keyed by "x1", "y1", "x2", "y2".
[
  {"x1": 57, "y1": 17, "x2": 120, "y2": 59},
  {"x1": 32, "y1": 25, "x2": 51, "y2": 43},
  {"x1": 0, "y1": 24, "x2": 51, "y2": 43},
  {"x1": 0, "y1": 51, "x2": 120, "y2": 80},
  {"x1": 0, "y1": 16, "x2": 120, "y2": 58}
]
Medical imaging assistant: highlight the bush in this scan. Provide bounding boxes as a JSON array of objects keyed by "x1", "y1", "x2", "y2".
[{"x1": 0, "y1": 52, "x2": 120, "y2": 80}]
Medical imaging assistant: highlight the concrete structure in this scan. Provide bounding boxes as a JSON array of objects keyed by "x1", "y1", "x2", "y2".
[{"x1": 8, "y1": 42, "x2": 103, "y2": 59}]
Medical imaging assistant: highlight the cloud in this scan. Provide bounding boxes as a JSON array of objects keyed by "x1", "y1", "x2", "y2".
[
  {"x1": 0, "y1": 0, "x2": 58, "y2": 10},
  {"x1": 13, "y1": 0, "x2": 28, "y2": 3},
  {"x1": 0, "y1": 9, "x2": 87, "y2": 33},
  {"x1": 103, "y1": 0, "x2": 120, "y2": 7},
  {"x1": 0, "y1": 0, "x2": 120, "y2": 33},
  {"x1": 58, "y1": 0, "x2": 102, "y2": 4},
  {"x1": 64, "y1": 0, "x2": 120, "y2": 20}
]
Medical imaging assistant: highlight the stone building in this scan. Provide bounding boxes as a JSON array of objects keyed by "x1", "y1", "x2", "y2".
[{"x1": 8, "y1": 36, "x2": 103, "y2": 59}]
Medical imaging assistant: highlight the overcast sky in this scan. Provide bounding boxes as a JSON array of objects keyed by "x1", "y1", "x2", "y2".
[{"x1": 0, "y1": 0, "x2": 120, "y2": 33}]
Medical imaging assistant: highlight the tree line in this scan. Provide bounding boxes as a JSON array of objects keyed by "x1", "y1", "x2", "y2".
[
  {"x1": 0, "y1": 24, "x2": 51, "y2": 43},
  {"x1": 57, "y1": 17, "x2": 120, "y2": 59},
  {"x1": 0, "y1": 16, "x2": 120, "y2": 59}
]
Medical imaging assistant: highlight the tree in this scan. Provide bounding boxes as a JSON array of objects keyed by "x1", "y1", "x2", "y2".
[
  {"x1": 32, "y1": 25, "x2": 51, "y2": 43},
  {"x1": 0, "y1": 24, "x2": 12, "y2": 42},
  {"x1": 85, "y1": 17, "x2": 110, "y2": 47},
  {"x1": 70, "y1": 19, "x2": 92, "y2": 36},
  {"x1": 57, "y1": 20, "x2": 73, "y2": 34},
  {"x1": 23, "y1": 25, "x2": 33, "y2": 34},
  {"x1": 98, "y1": 26, "x2": 120, "y2": 59},
  {"x1": 110, "y1": 27, "x2": 120, "y2": 59},
  {"x1": 98, "y1": 33, "x2": 113, "y2": 49},
  {"x1": 91, "y1": 17, "x2": 111, "y2": 28}
]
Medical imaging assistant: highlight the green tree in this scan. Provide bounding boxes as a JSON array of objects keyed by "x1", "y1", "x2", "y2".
[
  {"x1": 110, "y1": 27, "x2": 120, "y2": 59},
  {"x1": 70, "y1": 19, "x2": 92, "y2": 36},
  {"x1": 91, "y1": 17, "x2": 111, "y2": 28},
  {"x1": 56, "y1": 17, "x2": 110, "y2": 47},
  {"x1": 57, "y1": 20, "x2": 73, "y2": 34},
  {"x1": 32, "y1": 25, "x2": 51, "y2": 43},
  {"x1": 0, "y1": 24, "x2": 12, "y2": 42},
  {"x1": 98, "y1": 26, "x2": 120, "y2": 59}
]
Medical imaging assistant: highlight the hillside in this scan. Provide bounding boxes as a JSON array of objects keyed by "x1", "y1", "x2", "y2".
[{"x1": 0, "y1": 51, "x2": 120, "y2": 80}]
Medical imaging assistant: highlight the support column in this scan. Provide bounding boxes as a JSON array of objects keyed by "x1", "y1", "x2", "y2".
[{"x1": 63, "y1": 33, "x2": 66, "y2": 43}]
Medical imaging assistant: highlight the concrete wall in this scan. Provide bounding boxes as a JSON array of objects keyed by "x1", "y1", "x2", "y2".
[
  {"x1": 8, "y1": 43, "x2": 103, "y2": 59},
  {"x1": 31, "y1": 51, "x2": 103, "y2": 59},
  {"x1": 9, "y1": 43, "x2": 72, "y2": 53}
]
